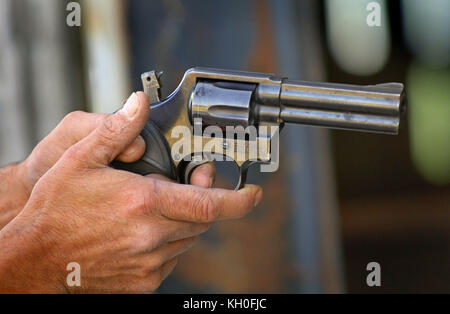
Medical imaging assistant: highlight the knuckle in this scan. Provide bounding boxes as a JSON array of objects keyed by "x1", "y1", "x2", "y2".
[
  {"x1": 150, "y1": 280, "x2": 162, "y2": 292},
  {"x1": 62, "y1": 145, "x2": 79, "y2": 161},
  {"x1": 97, "y1": 115, "x2": 126, "y2": 146},
  {"x1": 62, "y1": 111, "x2": 85, "y2": 126},
  {"x1": 147, "y1": 255, "x2": 164, "y2": 272},
  {"x1": 102, "y1": 115, "x2": 119, "y2": 134},
  {"x1": 120, "y1": 183, "x2": 152, "y2": 217},
  {"x1": 143, "y1": 180, "x2": 161, "y2": 213},
  {"x1": 155, "y1": 268, "x2": 167, "y2": 287},
  {"x1": 132, "y1": 269, "x2": 160, "y2": 292},
  {"x1": 129, "y1": 193, "x2": 148, "y2": 216},
  {"x1": 145, "y1": 273, "x2": 163, "y2": 292},
  {"x1": 146, "y1": 179, "x2": 170, "y2": 216},
  {"x1": 134, "y1": 266, "x2": 150, "y2": 280},
  {"x1": 132, "y1": 224, "x2": 163, "y2": 252},
  {"x1": 131, "y1": 224, "x2": 150, "y2": 244},
  {"x1": 200, "y1": 222, "x2": 212, "y2": 233},
  {"x1": 60, "y1": 144, "x2": 86, "y2": 167},
  {"x1": 33, "y1": 174, "x2": 56, "y2": 196},
  {"x1": 192, "y1": 191, "x2": 217, "y2": 222}
]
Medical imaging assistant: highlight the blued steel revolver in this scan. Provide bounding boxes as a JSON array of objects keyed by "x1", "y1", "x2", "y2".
[{"x1": 113, "y1": 67, "x2": 406, "y2": 189}]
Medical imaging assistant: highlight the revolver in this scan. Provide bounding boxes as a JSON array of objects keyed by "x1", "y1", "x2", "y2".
[{"x1": 113, "y1": 67, "x2": 406, "y2": 190}]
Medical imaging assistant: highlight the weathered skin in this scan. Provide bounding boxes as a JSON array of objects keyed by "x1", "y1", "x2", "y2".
[{"x1": 0, "y1": 92, "x2": 262, "y2": 293}]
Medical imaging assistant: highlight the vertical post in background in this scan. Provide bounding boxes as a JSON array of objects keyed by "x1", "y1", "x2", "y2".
[
  {"x1": 82, "y1": 0, "x2": 131, "y2": 113},
  {"x1": 0, "y1": 0, "x2": 85, "y2": 166},
  {"x1": 26, "y1": 0, "x2": 85, "y2": 141},
  {"x1": 271, "y1": 0, "x2": 345, "y2": 293},
  {"x1": 0, "y1": 0, "x2": 31, "y2": 166}
]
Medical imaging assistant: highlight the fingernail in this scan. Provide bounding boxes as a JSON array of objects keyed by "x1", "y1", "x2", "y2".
[
  {"x1": 121, "y1": 93, "x2": 139, "y2": 118},
  {"x1": 254, "y1": 189, "x2": 263, "y2": 206}
]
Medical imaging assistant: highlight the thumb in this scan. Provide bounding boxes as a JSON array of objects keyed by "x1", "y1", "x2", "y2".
[{"x1": 69, "y1": 92, "x2": 150, "y2": 168}]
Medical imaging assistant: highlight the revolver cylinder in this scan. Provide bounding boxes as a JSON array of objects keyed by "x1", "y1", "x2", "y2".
[{"x1": 190, "y1": 81, "x2": 256, "y2": 128}]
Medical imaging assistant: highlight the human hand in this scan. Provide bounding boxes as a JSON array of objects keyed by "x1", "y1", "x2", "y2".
[
  {"x1": 0, "y1": 93, "x2": 215, "y2": 229},
  {"x1": 0, "y1": 92, "x2": 262, "y2": 293}
]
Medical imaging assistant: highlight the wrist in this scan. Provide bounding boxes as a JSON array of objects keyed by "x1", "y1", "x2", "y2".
[{"x1": 0, "y1": 221, "x2": 66, "y2": 293}]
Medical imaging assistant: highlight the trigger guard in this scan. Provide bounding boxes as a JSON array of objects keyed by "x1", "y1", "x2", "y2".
[{"x1": 183, "y1": 158, "x2": 266, "y2": 191}]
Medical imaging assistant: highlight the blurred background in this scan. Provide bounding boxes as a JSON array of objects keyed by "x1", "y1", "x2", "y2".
[{"x1": 0, "y1": 0, "x2": 448, "y2": 293}]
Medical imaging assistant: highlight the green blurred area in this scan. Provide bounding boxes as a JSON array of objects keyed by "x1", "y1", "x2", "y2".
[{"x1": 408, "y1": 63, "x2": 450, "y2": 185}]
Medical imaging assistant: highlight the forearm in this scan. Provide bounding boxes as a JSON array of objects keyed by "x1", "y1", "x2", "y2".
[{"x1": 0, "y1": 163, "x2": 31, "y2": 229}]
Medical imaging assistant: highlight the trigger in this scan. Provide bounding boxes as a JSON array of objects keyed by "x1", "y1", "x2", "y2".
[
  {"x1": 235, "y1": 160, "x2": 270, "y2": 190},
  {"x1": 236, "y1": 168, "x2": 249, "y2": 191}
]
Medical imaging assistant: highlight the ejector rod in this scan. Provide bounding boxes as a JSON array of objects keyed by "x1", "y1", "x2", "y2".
[{"x1": 277, "y1": 80, "x2": 406, "y2": 134}]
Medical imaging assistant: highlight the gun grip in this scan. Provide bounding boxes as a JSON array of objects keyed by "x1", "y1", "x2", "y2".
[{"x1": 111, "y1": 120, "x2": 176, "y2": 180}]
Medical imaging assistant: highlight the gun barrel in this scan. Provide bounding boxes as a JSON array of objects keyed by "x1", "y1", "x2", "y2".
[{"x1": 278, "y1": 80, "x2": 406, "y2": 134}]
